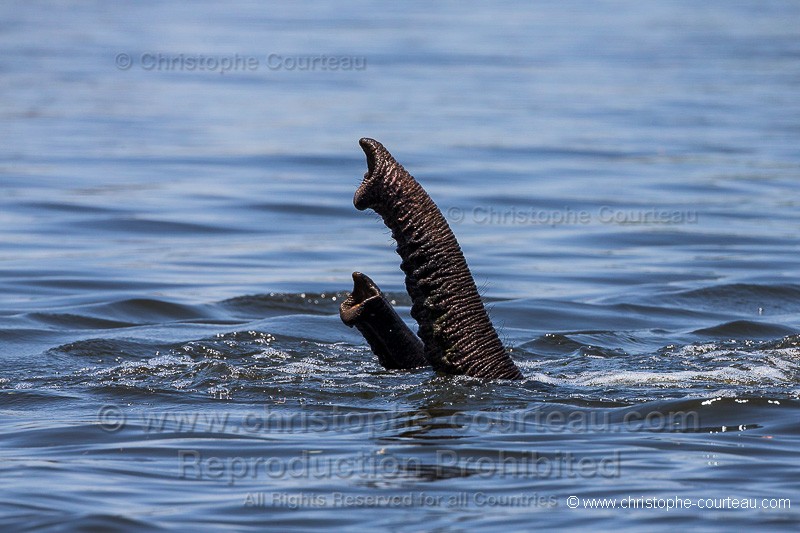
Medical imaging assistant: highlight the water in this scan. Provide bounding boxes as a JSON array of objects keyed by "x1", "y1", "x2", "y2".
[{"x1": 2, "y1": 1, "x2": 799, "y2": 530}]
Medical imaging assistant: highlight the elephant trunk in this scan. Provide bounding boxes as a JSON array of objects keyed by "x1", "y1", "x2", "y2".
[
  {"x1": 340, "y1": 272, "x2": 428, "y2": 370},
  {"x1": 352, "y1": 138, "x2": 523, "y2": 380}
]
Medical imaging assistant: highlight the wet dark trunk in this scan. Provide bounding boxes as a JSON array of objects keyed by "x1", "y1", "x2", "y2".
[
  {"x1": 350, "y1": 138, "x2": 523, "y2": 380},
  {"x1": 340, "y1": 272, "x2": 428, "y2": 370}
]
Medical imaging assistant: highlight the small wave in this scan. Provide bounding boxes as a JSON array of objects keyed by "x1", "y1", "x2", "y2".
[
  {"x1": 219, "y1": 292, "x2": 347, "y2": 318},
  {"x1": 43, "y1": 331, "x2": 362, "y2": 400},
  {"x1": 21, "y1": 200, "x2": 126, "y2": 215},
  {"x1": 49, "y1": 338, "x2": 160, "y2": 359},
  {"x1": 571, "y1": 366, "x2": 792, "y2": 387},
  {"x1": 19, "y1": 514, "x2": 158, "y2": 533},
  {"x1": 85, "y1": 298, "x2": 214, "y2": 324},
  {"x1": 520, "y1": 335, "x2": 800, "y2": 400},
  {"x1": 519, "y1": 333, "x2": 585, "y2": 355},
  {"x1": 71, "y1": 217, "x2": 249, "y2": 235},
  {"x1": 29, "y1": 312, "x2": 137, "y2": 330},
  {"x1": 693, "y1": 320, "x2": 797, "y2": 339},
  {"x1": 246, "y1": 202, "x2": 353, "y2": 218},
  {"x1": 664, "y1": 283, "x2": 800, "y2": 315}
]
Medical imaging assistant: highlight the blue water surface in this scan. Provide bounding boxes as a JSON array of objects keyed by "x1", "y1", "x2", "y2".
[{"x1": 1, "y1": 1, "x2": 799, "y2": 531}]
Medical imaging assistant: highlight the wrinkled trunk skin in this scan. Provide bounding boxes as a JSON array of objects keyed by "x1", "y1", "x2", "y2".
[
  {"x1": 352, "y1": 138, "x2": 523, "y2": 380},
  {"x1": 340, "y1": 272, "x2": 428, "y2": 370}
]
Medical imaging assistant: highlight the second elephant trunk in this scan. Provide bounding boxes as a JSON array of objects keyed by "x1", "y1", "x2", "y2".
[{"x1": 340, "y1": 272, "x2": 428, "y2": 370}]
